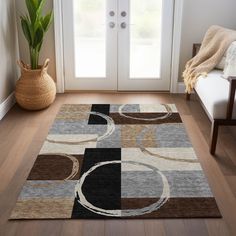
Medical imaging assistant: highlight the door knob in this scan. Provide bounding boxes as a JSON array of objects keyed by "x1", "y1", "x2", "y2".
[
  {"x1": 121, "y1": 11, "x2": 127, "y2": 17},
  {"x1": 109, "y1": 22, "x2": 115, "y2": 28},
  {"x1": 109, "y1": 11, "x2": 115, "y2": 17},
  {"x1": 120, "y1": 22, "x2": 127, "y2": 29}
]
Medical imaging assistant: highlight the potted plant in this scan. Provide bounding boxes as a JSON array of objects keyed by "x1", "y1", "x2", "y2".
[{"x1": 15, "y1": 0, "x2": 56, "y2": 110}]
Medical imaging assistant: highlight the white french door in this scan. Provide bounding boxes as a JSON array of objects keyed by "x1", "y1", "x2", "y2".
[{"x1": 62, "y1": 0, "x2": 174, "y2": 91}]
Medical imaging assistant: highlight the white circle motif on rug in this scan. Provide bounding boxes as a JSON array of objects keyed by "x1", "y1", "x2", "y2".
[{"x1": 74, "y1": 160, "x2": 170, "y2": 217}]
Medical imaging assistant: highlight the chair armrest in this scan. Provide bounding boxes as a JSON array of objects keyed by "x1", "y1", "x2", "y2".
[
  {"x1": 192, "y1": 43, "x2": 201, "y2": 57},
  {"x1": 227, "y1": 77, "x2": 236, "y2": 119}
]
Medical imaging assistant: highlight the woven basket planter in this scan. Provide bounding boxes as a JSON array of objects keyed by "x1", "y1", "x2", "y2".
[{"x1": 15, "y1": 59, "x2": 56, "y2": 111}]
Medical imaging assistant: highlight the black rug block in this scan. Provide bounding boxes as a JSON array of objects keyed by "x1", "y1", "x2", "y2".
[
  {"x1": 71, "y1": 148, "x2": 121, "y2": 219},
  {"x1": 88, "y1": 104, "x2": 110, "y2": 125}
]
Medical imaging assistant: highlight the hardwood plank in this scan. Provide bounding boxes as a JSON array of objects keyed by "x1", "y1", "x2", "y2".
[
  {"x1": 0, "y1": 127, "x2": 38, "y2": 193},
  {"x1": 82, "y1": 220, "x2": 105, "y2": 236},
  {"x1": 124, "y1": 220, "x2": 145, "y2": 236},
  {"x1": 225, "y1": 176, "x2": 236, "y2": 198},
  {"x1": 220, "y1": 132, "x2": 236, "y2": 166},
  {"x1": 206, "y1": 219, "x2": 231, "y2": 236},
  {"x1": 0, "y1": 106, "x2": 32, "y2": 166},
  {"x1": 105, "y1": 220, "x2": 127, "y2": 236},
  {"x1": 163, "y1": 220, "x2": 188, "y2": 236},
  {"x1": 0, "y1": 220, "x2": 19, "y2": 236},
  {"x1": 144, "y1": 220, "x2": 166, "y2": 236},
  {"x1": 60, "y1": 220, "x2": 83, "y2": 236},
  {"x1": 15, "y1": 221, "x2": 62, "y2": 236},
  {"x1": 183, "y1": 219, "x2": 209, "y2": 236},
  {"x1": 30, "y1": 221, "x2": 63, "y2": 236}
]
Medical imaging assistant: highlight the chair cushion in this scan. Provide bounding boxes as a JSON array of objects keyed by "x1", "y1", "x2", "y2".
[
  {"x1": 195, "y1": 70, "x2": 236, "y2": 119},
  {"x1": 223, "y1": 41, "x2": 236, "y2": 78}
]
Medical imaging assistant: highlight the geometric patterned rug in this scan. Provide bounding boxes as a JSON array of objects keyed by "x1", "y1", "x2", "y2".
[{"x1": 10, "y1": 104, "x2": 221, "y2": 219}]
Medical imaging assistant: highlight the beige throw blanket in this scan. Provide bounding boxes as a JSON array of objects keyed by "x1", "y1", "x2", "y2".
[{"x1": 183, "y1": 25, "x2": 236, "y2": 93}]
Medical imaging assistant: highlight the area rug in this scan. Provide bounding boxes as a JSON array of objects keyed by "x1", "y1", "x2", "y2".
[{"x1": 10, "y1": 104, "x2": 221, "y2": 219}]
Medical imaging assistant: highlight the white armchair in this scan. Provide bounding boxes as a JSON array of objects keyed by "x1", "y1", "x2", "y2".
[{"x1": 187, "y1": 44, "x2": 236, "y2": 155}]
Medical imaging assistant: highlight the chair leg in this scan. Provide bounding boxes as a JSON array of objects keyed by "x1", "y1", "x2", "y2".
[
  {"x1": 210, "y1": 120, "x2": 219, "y2": 155},
  {"x1": 186, "y1": 93, "x2": 191, "y2": 101}
]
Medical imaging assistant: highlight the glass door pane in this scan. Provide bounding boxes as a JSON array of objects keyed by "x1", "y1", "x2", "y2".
[
  {"x1": 130, "y1": 0, "x2": 162, "y2": 79},
  {"x1": 74, "y1": 0, "x2": 106, "y2": 78}
]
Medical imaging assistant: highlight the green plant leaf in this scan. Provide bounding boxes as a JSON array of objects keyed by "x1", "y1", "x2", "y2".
[
  {"x1": 37, "y1": 0, "x2": 44, "y2": 7},
  {"x1": 41, "y1": 11, "x2": 53, "y2": 32},
  {"x1": 25, "y1": 0, "x2": 37, "y2": 23},
  {"x1": 33, "y1": 24, "x2": 44, "y2": 48},
  {"x1": 20, "y1": 16, "x2": 32, "y2": 46},
  {"x1": 34, "y1": 0, "x2": 46, "y2": 28},
  {"x1": 36, "y1": 0, "x2": 46, "y2": 16},
  {"x1": 25, "y1": 14, "x2": 35, "y2": 41},
  {"x1": 38, "y1": 40, "x2": 43, "y2": 52},
  {"x1": 33, "y1": 18, "x2": 41, "y2": 35},
  {"x1": 33, "y1": 0, "x2": 39, "y2": 7}
]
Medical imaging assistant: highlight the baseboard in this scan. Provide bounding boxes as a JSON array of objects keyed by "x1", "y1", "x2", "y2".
[{"x1": 0, "y1": 92, "x2": 16, "y2": 120}]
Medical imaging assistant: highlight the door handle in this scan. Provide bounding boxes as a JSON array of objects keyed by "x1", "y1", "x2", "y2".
[
  {"x1": 109, "y1": 11, "x2": 115, "y2": 17},
  {"x1": 120, "y1": 22, "x2": 127, "y2": 29},
  {"x1": 109, "y1": 22, "x2": 115, "y2": 28},
  {"x1": 121, "y1": 11, "x2": 127, "y2": 17}
]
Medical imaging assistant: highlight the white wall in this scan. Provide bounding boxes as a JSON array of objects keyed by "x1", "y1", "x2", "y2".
[
  {"x1": 15, "y1": 0, "x2": 56, "y2": 81},
  {"x1": 0, "y1": 0, "x2": 19, "y2": 104},
  {"x1": 179, "y1": 0, "x2": 236, "y2": 81}
]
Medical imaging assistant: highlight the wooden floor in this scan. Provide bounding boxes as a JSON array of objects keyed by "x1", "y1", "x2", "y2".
[{"x1": 0, "y1": 93, "x2": 236, "y2": 236}]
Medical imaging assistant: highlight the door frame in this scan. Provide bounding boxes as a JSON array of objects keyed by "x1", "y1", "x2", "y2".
[{"x1": 54, "y1": 0, "x2": 184, "y2": 93}]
